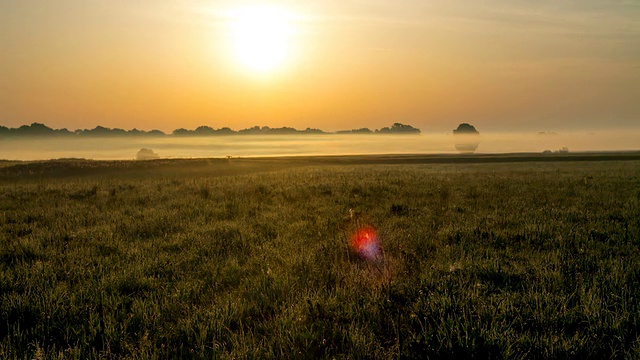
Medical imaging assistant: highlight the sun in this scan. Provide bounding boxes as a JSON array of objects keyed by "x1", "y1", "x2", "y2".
[{"x1": 229, "y1": 5, "x2": 295, "y2": 73}]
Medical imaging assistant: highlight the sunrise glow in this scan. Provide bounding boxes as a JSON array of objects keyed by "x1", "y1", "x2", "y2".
[
  {"x1": 1, "y1": 1, "x2": 637, "y2": 133},
  {"x1": 228, "y1": 5, "x2": 295, "y2": 73}
]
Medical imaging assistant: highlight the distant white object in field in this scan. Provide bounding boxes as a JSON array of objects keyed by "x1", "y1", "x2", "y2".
[{"x1": 136, "y1": 148, "x2": 160, "y2": 160}]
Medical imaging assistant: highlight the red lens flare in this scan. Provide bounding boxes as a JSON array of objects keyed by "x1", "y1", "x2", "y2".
[{"x1": 350, "y1": 226, "x2": 381, "y2": 261}]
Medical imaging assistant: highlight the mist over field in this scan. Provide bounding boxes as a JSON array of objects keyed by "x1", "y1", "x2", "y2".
[{"x1": 1, "y1": 130, "x2": 639, "y2": 161}]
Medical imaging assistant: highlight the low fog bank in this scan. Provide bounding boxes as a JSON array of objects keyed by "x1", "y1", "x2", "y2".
[{"x1": 1, "y1": 131, "x2": 639, "y2": 161}]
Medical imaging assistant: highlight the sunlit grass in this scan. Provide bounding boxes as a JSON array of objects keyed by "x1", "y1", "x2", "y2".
[{"x1": 1, "y1": 159, "x2": 639, "y2": 358}]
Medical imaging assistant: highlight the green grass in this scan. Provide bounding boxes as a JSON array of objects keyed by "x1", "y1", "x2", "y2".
[{"x1": 1, "y1": 158, "x2": 639, "y2": 358}]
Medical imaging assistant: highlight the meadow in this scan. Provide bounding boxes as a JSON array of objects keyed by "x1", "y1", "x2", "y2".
[{"x1": 1, "y1": 156, "x2": 639, "y2": 359}]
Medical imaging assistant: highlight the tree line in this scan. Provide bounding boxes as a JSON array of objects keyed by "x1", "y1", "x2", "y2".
[{"x1": 0, "y1": 122, "x2": 422, "y2": 138}]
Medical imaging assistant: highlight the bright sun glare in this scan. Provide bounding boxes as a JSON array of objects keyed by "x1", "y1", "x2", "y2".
[{"x1": 229, "y1": 5, "x2": 295, "y2": 73}]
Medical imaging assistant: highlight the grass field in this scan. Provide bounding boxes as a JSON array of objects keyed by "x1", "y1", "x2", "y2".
[{"x1": 1, "y1": 156, "x2": 639, "y2": 358}]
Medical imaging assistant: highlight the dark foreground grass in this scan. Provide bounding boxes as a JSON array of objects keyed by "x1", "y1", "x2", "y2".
[{"x1": 1, "y1": 159, "x2": 639, "y2": 359}]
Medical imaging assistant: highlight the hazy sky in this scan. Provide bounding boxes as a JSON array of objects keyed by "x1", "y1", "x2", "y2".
[{"x1": 1, "y1": 0, "x2": 638, "y2": 132}]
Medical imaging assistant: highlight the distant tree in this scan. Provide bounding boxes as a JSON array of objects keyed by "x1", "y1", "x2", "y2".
[
  {"x1": 74, "y1": 126, "x2": 130, "y2": 137},
  {"x1": 336, "y1": 128, "x2": 373, "y2": 134},
  {"x1": 376, "y1": 123, "x2": 421, "y2": 134},
  {"x1": 194, "y1": 126, "x2": 215, "y2": 135},
  {"x1": 147, "y1": 130, "x2": 166, "y2": 136},
  {"x1": 92, "y1": 126, "x2": 111, "y2": 134},
  {"x1": 453, "y1": 123, "x2": 480, "y2": 153},
  {"x1": 216, "y1": 127, "x2": 235, "y2": 135},
  {"x1": 54, "y1": 128, "x2": 74, "y2": 136},
  {"x1": 15, "y1": 123, "x2": 56, "y2": 136},
  {"x1": 110, "y1": 128, "x2": 127, "y2": 136},
  {"x1": 172, "y1": 128, "x2": 192, "y2": 136},
  {"x1": 239, "y1": 126, "x2": 262, "y2": 134},
  {"x1": 269, "y1": 127, "x2": 298, "y2": 134},
  {"x1": 453, "y1": 123, "x2": 479, "y2": 134},
  {"x1": 304, "y1": 128, "x2": 325, "y2": 134}
]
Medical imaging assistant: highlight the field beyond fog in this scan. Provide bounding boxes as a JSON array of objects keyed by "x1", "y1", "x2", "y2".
[{"x1": 1, "y1": 156, "x2": 639, "y2": 358}]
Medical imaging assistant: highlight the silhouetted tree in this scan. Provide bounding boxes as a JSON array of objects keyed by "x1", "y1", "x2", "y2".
[
  {"x1": 304, "y1": 128, "x2": 325, "y2": 134},
  {"x1": 55, "y1": 128, "x2": 73, "y2": 136},
  {"x1": 194, "y1": 126, "x2": 215, "y2": 135},
  {"x1": 147, "y1": 130, "x2": 166, "y2": 136},
  {"x1": 453, "y1": 123, "x2": 480, "y2": 153},
  {"x1": 239, "y1": 126, "x2": 262, "y2": 134},
  {"x1": 453, "y1": 123, "x2": 479, "y2": 134},
  {"x1": 15, "y1": 123, "x2": 56, "y2": 136},
  {"x1": 216, "y1": 127, "x2": 235, "y2": 135},
  {"x1": 172, "y1": 128, "x2": 193, "y2": 136},
  {"x1": 337, "y1": 128, "x2": 373, "y2": 134},
  {"x1": 76, "y1": 126, "x2": 123, "y2": 137},
  {"x1": 375, "y1": 123, "x2": 421, "y2": 134}
]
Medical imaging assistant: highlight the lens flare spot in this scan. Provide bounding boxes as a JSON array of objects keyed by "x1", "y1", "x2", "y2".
[{"x1": 350, "y1": 226, "x2": 382, "y2": 261}]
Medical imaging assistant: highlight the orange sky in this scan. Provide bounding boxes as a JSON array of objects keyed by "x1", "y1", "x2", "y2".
[{"x1": 1, "y1": 0, "x2": 638, "y2": 133}]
